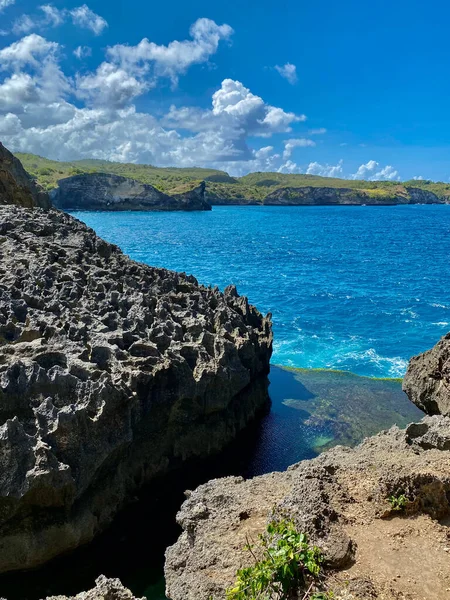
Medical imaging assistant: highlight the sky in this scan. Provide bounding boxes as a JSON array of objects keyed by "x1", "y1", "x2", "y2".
[{"x1": 0, "y1": 0, "x2": 449, "y2": 180}]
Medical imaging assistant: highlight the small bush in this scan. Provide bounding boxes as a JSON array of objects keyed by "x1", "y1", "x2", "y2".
[
  {"x1": 388, "y1": 493, "x2": 408, "y2": 511},
  {"x1": 226, "y1": 520, "x2": 326, "y2": 600}
]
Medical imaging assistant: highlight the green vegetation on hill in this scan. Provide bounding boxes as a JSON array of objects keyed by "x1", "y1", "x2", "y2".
[{"x1": 15, "y1": 153, "x2": 450, "y2": 203}]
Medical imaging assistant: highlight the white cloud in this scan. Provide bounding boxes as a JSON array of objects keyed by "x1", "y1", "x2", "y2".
[
  {"x1": 12, "y1": 15, "x2": 36, "y2": 35},
  {"x1": 74, "y1": 45, "x2": 92, "y2": 59},
  {"x1": 39, "y1": 4, "x2": 65, "y2": 27},
  {"x1": 412, "y1": 175, "x2": 423, "y2": 180},
  {"x1": 283, "y1": 138, "x2": 315, "y2": 159},
  {"x1": 77, "y1": 62, "x2": 146, "y2": 107},
  {"x1": 275, "y1": 62, "x2": 297, "y2": 84},
  {"x1": 0, "y1": 0, "x2": 14, "y2": 12},
  {"x1": 308, "y1": 127, "x2": 327, "y2": 135},
  {"x1": 70, "y1": 5, "x2": 108, "y2": 35},
  {"x1": 107, "y1": 18, "x2": 233, "y2": 86},
  {"x1": 306, "y1": 160, "x2": 344, "y2": 178},
  {"x1": 352, "y1": 160, "x2": 399, "y2": 181},
  {"x1": 0, "y1": 34, "x2": 59, "y2": 70}
]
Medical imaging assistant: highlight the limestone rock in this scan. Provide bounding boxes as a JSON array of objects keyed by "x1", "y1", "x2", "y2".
[
  {"x1": 45, "y1": 575, "x2": 144, "y2": 600},
  {"x1": 0, "y1": 143, "x2": 51, "y2": 209},
  {"x1": 50, "y1": 173, "x2": 211, "y2": 211},
  {"x1": 403, "y1": 333, "x2": 450, "y2": 416},
  {"x1": 0, "y1": 205, "x2": 272, "y2": 573},
  {"x1": 164, "y1": 416, "x2": 450, "y2": 600}
]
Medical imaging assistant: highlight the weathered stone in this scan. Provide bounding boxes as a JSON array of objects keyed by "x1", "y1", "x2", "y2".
[
  {"x1": 0, "y1": 199, "x2": 271, "y2": 571},
  {"x1": 164, "y1": 416, "x2": 450, "y2": 600},
  {"x1": 50, "y1": 173, "x2": 211, "y2": 211},
  {"x1": 45, "y1": 575, "x2": 144, "y2": 600},
  {"x1": 0, "y1": 143, "x2": 51, "y2": 209},
  {"x1": 403, "y1": 332, "x2": 450, "y2": 416}
]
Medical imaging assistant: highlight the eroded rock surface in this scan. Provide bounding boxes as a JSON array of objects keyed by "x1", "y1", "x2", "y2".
[
  {"x1": 45, "y1": 576, "x2": 144, "y2": 600},
  {"x1": 403, "y1": 333, "x2": 450, "y2": 416},
  {"x1": 50, "y1": 173, "x2": 211, "y2": 211},
  {"x1": 0, "y1": 205, "x2": 272, "y2": 573},
  {"x1": 165, "y1": 415, "x2": 450, "y2": 600},
  {"x1": 0, "y1": 143, "x2": 50, "y2": 209}
]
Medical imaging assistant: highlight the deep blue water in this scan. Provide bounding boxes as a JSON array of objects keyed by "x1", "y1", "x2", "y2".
[{"x1": 73, "y1": 205, "x2": 450, "y2": 377}]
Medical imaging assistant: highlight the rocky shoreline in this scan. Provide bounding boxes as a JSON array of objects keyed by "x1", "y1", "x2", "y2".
[{"x1": 0, "y1": 143, "x2": 272, "y2": 574}]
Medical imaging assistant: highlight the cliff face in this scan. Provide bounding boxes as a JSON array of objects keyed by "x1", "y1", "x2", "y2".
[
  {"x1": 50, "y1": 173, "x2": 211, "y2": 211},
  {"x1": 263, "y1": 185, "x2": 443, "y2": 206},
  {"x1": 0, "y1": 143, "x2": 51, "y2": 209},
  {"x1": 0, "y1": 155, "x2": 271, "y2": 572},
  {"x1": 403, "y1": 333, "x2": 450, "y2": 416}
]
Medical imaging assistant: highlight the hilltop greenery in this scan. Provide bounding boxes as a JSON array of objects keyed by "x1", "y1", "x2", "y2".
[{"x1": 16, "y1": 152, "x2": 450, "y2": 203}]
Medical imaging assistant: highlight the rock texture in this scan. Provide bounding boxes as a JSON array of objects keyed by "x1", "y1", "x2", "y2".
[
  {"x1": 50, "y1": 173, "x2": 211, "y2": 211},
  {"x1": 165, "y1": 415, "x2": 450, "y2": 600},
  {"x1": 0, "y1": 201, "x2": 271, "y2": 573},
  {"x1": 403, "y1": 333, "x2": 450, "y2": 416},
  {"x1": 0, "y1": 143, "x2": 50, "y2": 209},
  {"x1": 263, "y1": 186, "x2": 442, "y2": 206},
  {"x1": 46, "y1": 576, "x2": 144, "y2": 600}
]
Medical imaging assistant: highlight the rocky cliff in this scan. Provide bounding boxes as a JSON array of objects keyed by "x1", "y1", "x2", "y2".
[
  {"x1": 263, "y1": 185, "x2": 442, "y2": 206},
  {"x1": 50, "y1": 173, "x2": 211, "y2": 211},
  {"x1": 0, "y1": 155, "x2": 272, "y2": 573},
  {"x1": 403, "y1": 333, "x2": 450, "y2": 416},
  {"x1": 164, "y1": 336, "x2": 450, "y2": 600},
  {"x1": 0, "y1": 143, "x2": 51, "y2": 209}
]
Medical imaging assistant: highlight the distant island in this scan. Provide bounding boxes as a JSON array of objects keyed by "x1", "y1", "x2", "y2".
[{"x1": 17, "y1": 152, "x2": 450, "y2": 207}]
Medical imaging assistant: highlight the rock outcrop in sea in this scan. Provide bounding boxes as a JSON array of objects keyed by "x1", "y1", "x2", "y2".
[
  {"x1": 164, "y1": 334, "x2": 450, "y2": 600},
  {"x1": 0, "y1": 147, "x2": 272, "y2": 573},
  {"x1": 50, "y1": 173, "x2": 211, "y2": 211}
]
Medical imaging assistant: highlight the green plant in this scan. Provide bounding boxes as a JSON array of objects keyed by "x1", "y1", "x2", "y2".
[
  {"x1": 226, "y1": 520, "x2": 325, "y2": 600},
  {"x1": 388, "y1": 493, "x2": 408, "y2": 511}
]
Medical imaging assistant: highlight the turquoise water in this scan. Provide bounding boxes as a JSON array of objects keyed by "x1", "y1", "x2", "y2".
[{"x1": 73, "y1": 205, "x2": 450, "y2": 377}]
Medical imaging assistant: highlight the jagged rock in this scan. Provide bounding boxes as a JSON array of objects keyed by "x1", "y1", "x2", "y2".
[
  {"x1": 164, "y1": 416, "x2": 450, "y2": 600},
  {"x1": 403, "y1": 333, "x2": 450, "y2": 416},
  {"x1": 0, "y1": 202, "x2": 272, "y2": 573},
  {"x1": 50, "y1": 173, "x2": 211, "y2": 211},
  {"x1": 264, "y1": 186, "x2": 442, "y2": 206},
  {"x1": 0, "y1": 143, "x2": 51, "y2": 209},
  {"x1": 45, "y1": 575, "x2": 144, "y2": 600}
]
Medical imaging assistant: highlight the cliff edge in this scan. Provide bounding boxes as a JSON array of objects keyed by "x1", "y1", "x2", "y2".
[{"x1": 0, "y1": 149, "x2": 272, "y2": 573}]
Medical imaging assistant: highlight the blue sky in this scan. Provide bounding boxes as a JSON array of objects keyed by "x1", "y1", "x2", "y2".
[{"x1": 0, "y1": 0, "x2": 449, "y2": 180}]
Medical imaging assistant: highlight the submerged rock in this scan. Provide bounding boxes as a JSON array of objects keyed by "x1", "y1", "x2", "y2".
[
  {"x1": 403, "y1": 333, "x2": 450, "y2": 416},
  {"x1": 50, "y1": 173, "x2": 211, "y2": 211},
  {"x1": 0, "y1": 152, "x2": 271, "y2": 572},
  {"x1": 0, "y1": 143, "x2": 50, "y2": 209}
]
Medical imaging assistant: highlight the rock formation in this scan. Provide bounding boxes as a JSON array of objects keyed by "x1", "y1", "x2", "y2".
[
  {"x1": 46, "y1": 576, "x2": 144, "y2": 600},
  {"x1": 0, "y1": 149, "x2": 272, "y2": 573},
  {"x1": 0, "y1": 143, "x2": 50, "y2": 209},
  {"x1": 165, "y1": 335, "x2": 450, "y2": 600},
  {"x1": 403, "y1": 333, "x2": 450, "y2": 416},
  {"x1": 50, "y1": 173, "x2": 211, "y2": 211},
  {"x1": 264, "y1": 185, "x2": 442, "y2": 206}
]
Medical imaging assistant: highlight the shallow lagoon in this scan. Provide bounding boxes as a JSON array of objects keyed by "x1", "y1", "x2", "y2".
[{"x1": 0, "y1": 367, "x2": 422, "y2": 600}]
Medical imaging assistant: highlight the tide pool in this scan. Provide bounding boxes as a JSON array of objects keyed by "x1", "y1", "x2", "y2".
[{"x1": 72, "y1": 205, "x2": 450, "y2": 378}]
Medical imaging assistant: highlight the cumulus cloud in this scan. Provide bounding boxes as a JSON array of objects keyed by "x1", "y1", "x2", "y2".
[
  {"x1": 107, "y1": 18, "x2": 233, "y2": 86},
  {"x1": 283, "y1": 138, "x2": 315, "y2": 159},
  {"x1": 77, "y1": 62, "x2": 146, "y2": 108},
  {"x1": 352, "y1": 160, "x2": 399, "y2": 181},
  {"x1": 40, "y1": 4, "x2": 65, "y2": 27},
  {"x1": 306, "y1": 160, "x2": 344, "y2": 178},
  {"x1": 412, "y1": 175, "x2": 424, "y2": 180},
  {"x1": 0, "y1": 0, "x2": 14, "y2": 12},
  {"x1": 0, "y1": 34, "x2": 59, "y2": 70},
  {"x1": 12, "y1": 15, "x2": 37, "y2": 35},
  {"x1": 275, "y1": 62, "x2": 297, "y2": 84},
  {"x1": 70, "y1": 5, "x2": 108, "y2": 35}
]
